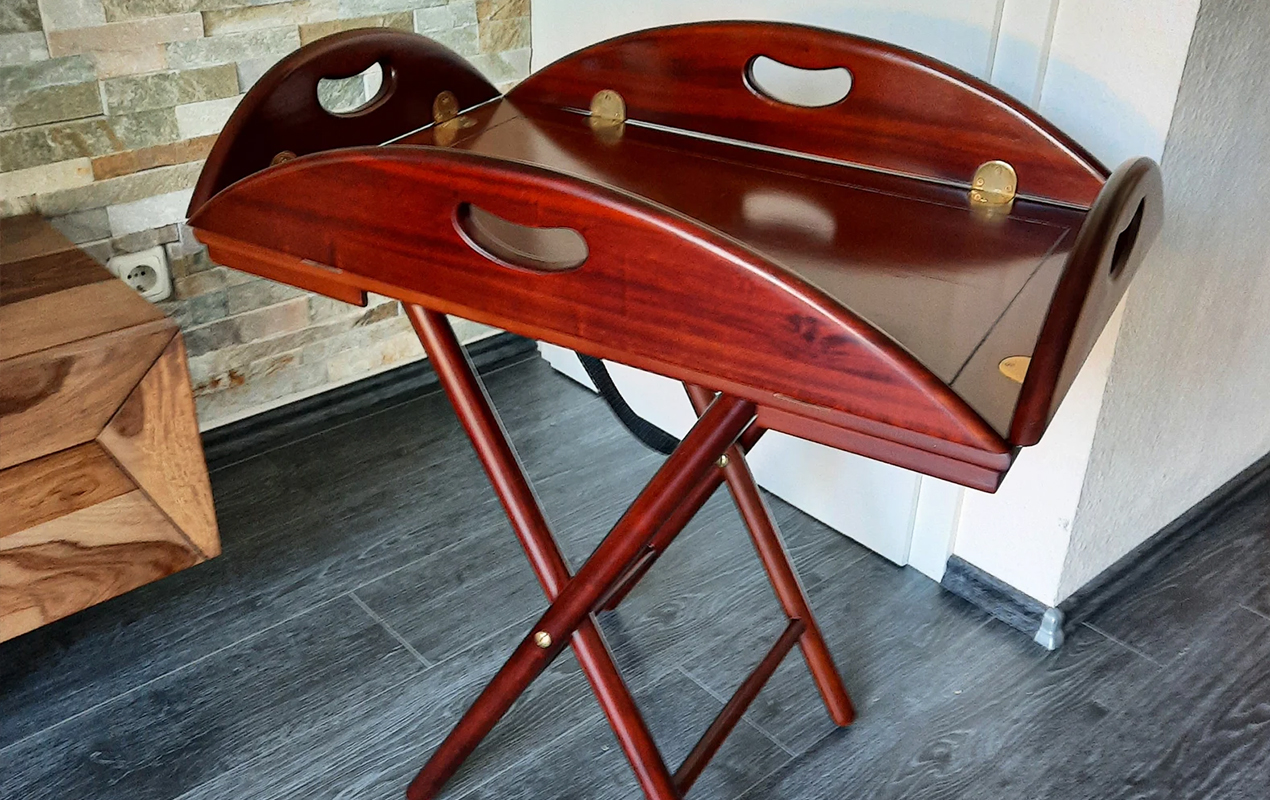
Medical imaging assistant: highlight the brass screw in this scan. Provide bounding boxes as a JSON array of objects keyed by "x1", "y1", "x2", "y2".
[
  {"x1": 717, "y1": 454, "x2": 730, "y2": 469},
  {"x1": 533, "y1": 631, "x2": 552, "y2": 649}
]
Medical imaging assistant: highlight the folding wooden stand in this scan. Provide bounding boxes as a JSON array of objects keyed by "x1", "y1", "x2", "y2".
[
  {"x1": 185, "y1": 22, "x2": 1162, "y2": 798},
  {"x1": 406, "y1": 305, "x2": 850, "y2": 798}
]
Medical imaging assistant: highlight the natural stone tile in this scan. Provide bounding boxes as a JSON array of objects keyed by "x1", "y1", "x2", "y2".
[
  {"x1": 157, "y1": 287, "x2": 227, "y2": 328},
  {"x1": 234, "y1": 54, "x2": 283, "y2": 91},
  {"x1": 418, "y1": 22, "x2": 477, "y2": 56},
  {"x1": 166, "y1": 26, "x2": 299, "y2": 70},
  {"x1": 0, "y1": 109, "x2": 179, "y2": 171},
  {"x1": 225, "y1": 278, "x2": 306, "y2": 315},
  {"x1": 48, "y1": 207, "x2": 111, "y2": 243},
  {"x1": 336, "y1": 0, "x2": 443, "y2": 17},
  {"x1": 35, "y1": 159, "x2": 200, "y2": 215},
  {"x1": 0, "y1": 32, "x2": 49, "y2": 66},
  {"x1": 184, "y1": 295, "x2": 311, "y2": 358},
  {"x1": 0, "y1": 157, "x2": 92, "y2": 198},
  {"x1": 0, "y1": 0, "x2": 42, "y2": 35},
  {"x1": 326, "y1": 328, "x2": 422, "y2": 383},
  {"x1": 102, "y1": 63, "x2": 238, "y2": 114},
  {"x1": 475, "y1": 0, "x2": 527, "y2": 22},
  {"x1": 111, "y1": 222, "x2": 178, "y2": 252},
  {"x1": 45, "y1": 12, "x2": 201, "y2": 57},
  {"x1": 174, "y1": 94, "x2": 240, "y2": 138},
  {"x1": 90, "y1": 133, "x2": 215, "y2": 179},
  {"x1": 167, "y1": 242, "x2": 212, "y2": 278},
  {"x1": 315, "y1": 72, "x2": 369, "y2": 113},
  {"x1": 92, "y1": 44, "x2": 166, "y2": 77},
  {"x1": 38, "y1": 0, "x2": 106, "y2": 31},
  {"x1": 236, "y1": 296, "x2": 310, "y2": 340},
  {"x1": 101, "y1": 0, "x2": 196, "y2": 22},
  {"x1": 105, "y1": 186, "x2": 193, "y2": 235},
  {"x1": 415, "y1": 1, "x2": 475, "y2": 32},
  {"x1": 78, "y1": 238, "x2": 111, "y2": 263},
  {"x1": 478, "y1": 15, "x2": 528, "y2": 52},
  {"x1": 0, "y1": 196, "x2": 36, "y2": 216},
  {"x1": 468, "y1": 46, "x2": 528, "y2": 87},
  {"x1": 0, "y1": 56, "x2": 102, "y2": 129},
  {"x1": 203, "y1": 0, "x2": 337, "y2": 36},
  {"x1": 299, "y1": 11, "x2": 411, "y2": 45}
]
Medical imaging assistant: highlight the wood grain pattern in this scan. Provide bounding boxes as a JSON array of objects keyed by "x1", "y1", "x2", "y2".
[
  {"x1": 99, "y1": 336, "x2": 222, "y2": 558},
  {"x1": 186, "y1": 22, "x2": 1161, "y2": 499},
  {"x1": 191, "y1": 148, "x2": 1015, "y2": 485},
  {"x1": 509, "y1": 21, "x2": 1109, "y2": 206},
  {"x1": 0, "y1": 320, "x2": 175, "y2": 469},
  {"x1": 0, "y1": 214, "x2": 80, "y2": 265},
  {"x1": 0, "y1": 278, "x2": 169, "y2": 361},
  {"x1": 189, "y1": 28, "x2": 500, "y2": 212},
  {"x1": 0, "y1": 443, "x2": 134, "y2": 538},
  {"x1": 0, "y1": 249, "x2": 112, "y2": 307},
  {"x1": 0, "y1": 491, "x2": 200, "y2": 642}
]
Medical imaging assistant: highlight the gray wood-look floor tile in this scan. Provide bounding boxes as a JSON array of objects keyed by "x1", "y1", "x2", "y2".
[
  {"x1": 2, "y1": 356, "x2": 1267, "y2": 800},
  {"x1": 1081, "y1": 486, "x2": 1270, "y2": 666},
  {"x1": 0, "y1": 596, "x2": 424, "y2": 800}
]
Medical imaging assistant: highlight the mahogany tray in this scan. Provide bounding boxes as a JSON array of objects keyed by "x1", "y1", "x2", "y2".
[
  {"x1": 188, "y1": 23, "x2": 1160, "y2": 492},
  {"x1": 186, "y1": 23, "x2": 1162, "y2": 800}
]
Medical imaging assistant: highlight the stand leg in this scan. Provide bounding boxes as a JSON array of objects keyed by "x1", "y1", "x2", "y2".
[
  {"x1": 406, "y1": 306, "x2": 678, "y2": 799},
  {"x1": 685, "y1": 384, "x2": 855, "y2": 727},
  {"x1": 405, "y1": 305, "x2": 755, "y2": 800}
]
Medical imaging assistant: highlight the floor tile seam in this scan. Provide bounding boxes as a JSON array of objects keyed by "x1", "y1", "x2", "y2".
[
  {"x1": 732, "y1": 746, "x2": 802, "y2": 800},
  {"x1": 674, "y1": 665, "x2": 799, "y2": 758},
  {"x1": 166, "y1": 665, "x2": 446, "y2": 800},
  {"x1": 0, "y1": 592, "x2": 349, "y2": 759},
  {"x1": 347, "y1": 533, "x2": 486, "y2": 597},
  {"x1": 350, "y1": 590, "x2": 436, "y2": 668},
  {"x1": 207, "y1": 353, "x2": 539, "y2": 474},
  {"x1": 427, "y1": 611, "x2": 541, "y2": 671},
  {"x1": 1080, "y1": 621, "x2": 1165, "y2": 668},
  {"x1": 451, "y1": 709, "x2": 608, "y2": 799}
]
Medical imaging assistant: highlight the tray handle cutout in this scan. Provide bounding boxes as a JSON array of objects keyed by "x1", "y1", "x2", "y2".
[
  {"x1": 1109, "y1": 198, "x2": 1145, "y2": 278},
  {"x1": 745, "y1": 55, "x2": 852, "y2": 108},
  {"x1": 317, "y1": 61, "x2": 393, "y2": 117},
  {"x1": 455, "y1": 203, "x2": 588, "y2": 273}
]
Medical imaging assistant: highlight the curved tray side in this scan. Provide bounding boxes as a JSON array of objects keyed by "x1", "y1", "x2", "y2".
[
  {"x1": 1010, "y1": 157, "x2": 1164, "y2": 444},
  {"x1": 188, "y1": 29, "x2": 499, "y2": 212},
  {"x1": 508, "y1": 21, "x2": 1108, "y2": 207},
  {"x1": 189, "y1": 147, "x2": 1010, "y2": 460}
]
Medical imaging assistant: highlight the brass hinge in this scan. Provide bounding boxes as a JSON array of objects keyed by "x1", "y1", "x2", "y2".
[{"x1": 970, "y1": 160, "x2": 1018, "y2": 209}]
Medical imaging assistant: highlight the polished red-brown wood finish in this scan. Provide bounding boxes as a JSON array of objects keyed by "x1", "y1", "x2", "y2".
[{"x1": 186, "y1": 22, "x2": 1164, "y2": 800}]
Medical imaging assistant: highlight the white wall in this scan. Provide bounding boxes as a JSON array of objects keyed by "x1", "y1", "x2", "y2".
[{"x1": 1059, "y1": 0, "x2": 1270, "y2": 598}]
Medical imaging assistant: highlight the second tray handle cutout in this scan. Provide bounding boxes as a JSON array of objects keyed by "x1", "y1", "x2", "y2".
[
  {"x1": 455, "y1": 203, "x2": 588, "y2": 273},
  {"x1": 745, "y1": 55, "x2": 852, "y2": 108}
]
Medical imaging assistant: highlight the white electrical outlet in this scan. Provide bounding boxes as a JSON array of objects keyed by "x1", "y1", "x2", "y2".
[{"x1": 107, "y1": 245, "x2": 172, "y2": 302}]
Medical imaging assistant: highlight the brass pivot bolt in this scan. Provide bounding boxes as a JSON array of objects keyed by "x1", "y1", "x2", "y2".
[
  {"x1": 533, "y1": 631, "x2": 552, "y2": 649},
  {"x1": 717, "y1": 454, "x2": 730, "y2": 469}
]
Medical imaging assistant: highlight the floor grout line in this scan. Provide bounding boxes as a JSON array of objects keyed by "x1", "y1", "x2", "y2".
[
  {"x1": 207, "y1": 352, "x2": 539, "y2": 474},
  {"x1": 1081, "y1": 621, "x2": 1164, "y2": 668},
  {"x1": 676, "y1": 665, "x2": 798, "y2": 758},
  {"x1": 0, "y1": 592, "x2": 346, "y2": 759},
  {"x1": 1236, "y1": 602, "x2": 1270, "y2": 623},
  {"x1": 350, "y1": 590, "x2": 434, "y2": 668}
]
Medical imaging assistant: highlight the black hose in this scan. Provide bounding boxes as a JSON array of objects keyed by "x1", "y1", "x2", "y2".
[{"x1": 576, "y1": 353, "x2": 680, "y2": 455}]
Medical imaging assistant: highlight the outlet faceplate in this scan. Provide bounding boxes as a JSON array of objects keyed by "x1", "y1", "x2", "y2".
[{"x1": 107, "y1": 245, "x2": 172, "y2": 302}]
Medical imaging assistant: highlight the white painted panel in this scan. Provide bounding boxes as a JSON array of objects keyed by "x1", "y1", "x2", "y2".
[
  {"x1": 907, "y1": 476, "x2": 965, "y2": 581},
  {"x1": 990, "y1": 0, "x2": 1059, "y2": 105},
  {"x1": 1039, "y1": 0, "x2": 1203, "y2": 166},
  {"x1": 531, "y1": 0, "x2": 1004, "y2": 77}
]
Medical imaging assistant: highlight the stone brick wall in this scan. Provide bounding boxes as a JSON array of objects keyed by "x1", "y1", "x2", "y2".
[{"x1": 1, "y1": 0, "x2": 530, "y2": 428}]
